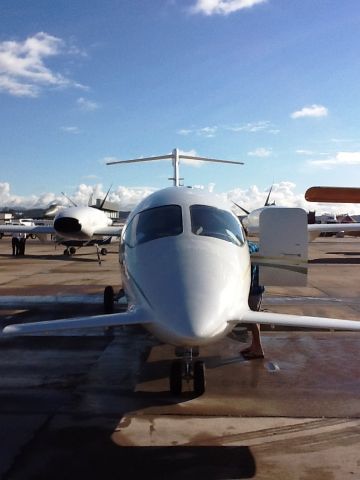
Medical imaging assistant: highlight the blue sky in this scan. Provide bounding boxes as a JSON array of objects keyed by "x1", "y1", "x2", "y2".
[{"x1": 1, "y1": 0, "x2": 360, "y2": 213}]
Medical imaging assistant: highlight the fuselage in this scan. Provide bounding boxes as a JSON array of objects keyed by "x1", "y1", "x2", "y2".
[{"x1": 119, "y1": 187, "x2": 251, "y2": 347}]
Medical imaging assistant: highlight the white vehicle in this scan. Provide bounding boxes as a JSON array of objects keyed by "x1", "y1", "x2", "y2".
[{"x1": 2, "y1": 150, "x2": 360, "y2": 395}]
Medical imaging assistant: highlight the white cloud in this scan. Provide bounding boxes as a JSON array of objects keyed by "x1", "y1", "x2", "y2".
[
  {"x1": 76, "y1": 97, "x2": 100, "y2": 111},
  {"x1": 0, "y1": 182, "x2": 64, "y2": 208},
  {"x1": 178, "y1": 122, "x2": 280, "y2": 138},
  {"x1": 248, "y1": 147, "x2": 272, "y2": 157},
  {"x1": 227, "y1": 121, "x2": 279, "y2": 134},
  {"x1": 179, "y1": 149, "x2": 204, "y2": 167},
  {"x1": 176, "y1": 126, "x2": 218, "y2": 137},
  {"x1": 227, "y1": 181, "x2": 360, "y2": 216},
  {"x1": 1, "y1": 181, "x2": 359, "y2": 215},
  {"x1": 198, "y1": 126, "x2": 217, "y2": 137},
  {"x1": 296, "y1": 149, "x2": 314, "y2": 156},
  {"x1": 83, "y1": 174, "x2": 99, "y2": 180},
  {"x1": 309, "y1": 151, "x2": 360, "y2": 169},
  {"x1": 0, "y1": 32, "x2": 84, "y2": 97},
  {"x1": 61, "y1": 126, "x2": 80, "y2": 134},
  {"x1": 177, "y1": 129, "x2": 192, "y2": 136},
  {"x1": 291, "y1": 104, "x2": 328, "y2": 119},
  {"x1": 190, "y1": 0, "x2": 267, "y2": 16}
]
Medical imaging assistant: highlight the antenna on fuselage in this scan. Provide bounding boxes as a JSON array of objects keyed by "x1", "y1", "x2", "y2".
[{"x1": 106, "y1": 148, "x2": 244, "y2": 186}]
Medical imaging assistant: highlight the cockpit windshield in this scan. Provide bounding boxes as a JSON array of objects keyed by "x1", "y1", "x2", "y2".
[
  {"x1": 190, "y1": 204, "x2": 245, "y2": 246},
  {"x1": 124, "y1": 204, "x2": 183, "y2": 247}
]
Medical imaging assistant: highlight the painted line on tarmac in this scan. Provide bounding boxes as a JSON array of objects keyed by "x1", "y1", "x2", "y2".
[{"x1": 264, "y1": 296, "x2": 360, "y2": 305}]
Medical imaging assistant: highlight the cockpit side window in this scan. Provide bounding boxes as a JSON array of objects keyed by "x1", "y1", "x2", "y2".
[
  {"x1": 124, "y1": 204, "x2": 183, "y2": 247},
  {"x1": 190, "y1": 204, "x2": 245, "y2": 246}
]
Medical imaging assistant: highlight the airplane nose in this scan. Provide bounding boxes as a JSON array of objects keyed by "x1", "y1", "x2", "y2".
[{"x1": 54, "y1": 217, "x2": 82, "y2": 234}]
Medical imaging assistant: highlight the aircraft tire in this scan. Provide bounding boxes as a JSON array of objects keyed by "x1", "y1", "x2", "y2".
[
  {"x1": 100, "y1": 248, "x2": 108, "y2": 256},
  {"x1": 104, "y1": 285, "x2": 114, "y2": 314},
  {"x1": 194, "y1": 360, "x2": 206, "y2": 395},
  {"x1": 69, "y1": 246, "x2": 76, "y2": 255},
  {"x1": 170, "y1": 360, "x2": 182, "y2": 395}
]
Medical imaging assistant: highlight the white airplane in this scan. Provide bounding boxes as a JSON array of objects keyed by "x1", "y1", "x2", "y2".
[
  {"x1": 0, "y1": 201, "x2": 121, "y2": 260},
  {"x1": 2, "y1": 149, "x2": 360, "y2": 396},
  {"x1": 241, "y1": 204, "x2": 360, "y2": 241}
]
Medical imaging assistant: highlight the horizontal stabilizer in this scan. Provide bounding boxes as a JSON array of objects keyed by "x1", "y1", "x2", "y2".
[
  {"x1": 236, "y1": 310, "x2": 360, "y2": 331},
  {"x1": 2, "y1": 308, "x2": 151, "y2": 336}
]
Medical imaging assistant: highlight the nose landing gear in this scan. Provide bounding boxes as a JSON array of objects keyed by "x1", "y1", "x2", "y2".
[
  {"x1": 169, "y1": 348, "x2": 206, "y2": 395},
  {"x1": 103, "y1": 286, "x2": 126, "y2": 314}
]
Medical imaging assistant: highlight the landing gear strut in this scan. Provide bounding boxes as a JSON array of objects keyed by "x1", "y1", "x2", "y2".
[{"x1": 169, "y1": 348, "x2": 206, "y2": 395}]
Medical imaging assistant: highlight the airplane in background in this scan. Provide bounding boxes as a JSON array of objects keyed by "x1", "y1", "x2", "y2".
[
  {"x1": 241, "y1": 205, "x2": 360, "y2": 241},
  {"x1": 0, "y1": 190, "x2": 122, "y2": 262},
  {"x1": 2, "y1": 149, "x2": 360, "y2": 396},
  {"x1": 236, "y1": 187, "x2": 360, "y2": 241}
]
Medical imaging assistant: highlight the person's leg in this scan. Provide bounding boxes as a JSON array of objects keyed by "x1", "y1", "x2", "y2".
[
  {"x1": 241, "y1": 290, "x2": 265, "y2": 359},
  {"x1": 241, "y1": 323, "x2": 264, "y2": 359}
]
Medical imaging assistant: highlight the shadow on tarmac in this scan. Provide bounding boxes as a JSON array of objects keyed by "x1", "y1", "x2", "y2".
[
  {"x1": 6, "y1": 425, "x2": 256, "y2": 479},
  {"x1": 309, "y1": 257, "x2": 360, "y2": 264}
]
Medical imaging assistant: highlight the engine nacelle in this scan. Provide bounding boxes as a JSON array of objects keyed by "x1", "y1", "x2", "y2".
[{"x1": 53, "y1": 206, "x2": 111, "y2": 240}]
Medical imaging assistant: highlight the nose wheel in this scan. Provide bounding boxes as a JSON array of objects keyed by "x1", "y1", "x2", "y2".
[
  {"x1": 169, "y1": 349, "x2": 206, "y2": 395},
  {"x1": 103, "y1": 286, "x2": 126, "y2": 314}
]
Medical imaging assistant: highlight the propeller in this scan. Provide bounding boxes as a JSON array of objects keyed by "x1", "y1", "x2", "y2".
[
  {"x1": 232, "y1": 201, "x2": 250, "y2": 215},
  {"x1": 264, "y1": 185, "x2": 273, "y2": 206},
  {"x1": 61, "y1": 192, "x2": 77, "y2": 207},
  {"x1": 232, "y1": 185, "x2": 275, "y2": 215},
  {"x1": 97, "y1": 184, "x2": 112, "y2": 210}
]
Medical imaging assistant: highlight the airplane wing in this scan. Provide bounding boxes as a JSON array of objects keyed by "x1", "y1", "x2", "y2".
[
  {"x1": 308, "y1": 222, "x2": 360, "y2": 241},
  {"x1": 0, "y1": 225, "x2": 122, "y2": 237},
  {"x1": 235, "y1": 310, "x2": 360, "y2": 331},
  {"x1": 305, "y1": 186, "x2": 360, "y2": 203},
  {"x1": 92, "y1": 226, "x2": 122, "y2": 236},
  {"x1": 2, "y1": 307, "x2": 151, "y2": 336},
  {"x1": 308, "y1": 223, "x2": 360, "y2": 234},
  {"x1": 0, "y1": 225, "x2": 54, "y2": 235}
]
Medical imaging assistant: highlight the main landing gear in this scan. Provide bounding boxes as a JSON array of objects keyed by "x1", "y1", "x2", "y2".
[
  {"x1": 63, "y1": 246, "x2": 77, "y2": 256},
  {"x1": 63, "y1": 245, "x2": 108, "y2": 261},
  {"x1": 169, "y1": 348, "x2": 206, "y2": 396}
]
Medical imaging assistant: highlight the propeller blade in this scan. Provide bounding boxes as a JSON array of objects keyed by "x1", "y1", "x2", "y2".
[
  {"x1": 264, "y1": 185, "x2": 273, "y2": 207},
  {"x1": 98, "y1": 185, "x2": 112, "y2": 210},
  {"x1": 232, "y1": 201, "x2": 250, "y2": 215},
  {"x1": 61, "y1": 192, "x2": 77, "y2": 207}
]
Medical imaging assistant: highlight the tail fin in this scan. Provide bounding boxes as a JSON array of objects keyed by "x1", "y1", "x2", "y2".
[{"x1": 107, "y1": 148, "x2": 244, "y2": 187}]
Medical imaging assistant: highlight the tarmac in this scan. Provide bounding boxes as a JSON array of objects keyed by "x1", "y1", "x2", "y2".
[{"x1": 0, "y1": 236, "x2": 359, "y2": 479}]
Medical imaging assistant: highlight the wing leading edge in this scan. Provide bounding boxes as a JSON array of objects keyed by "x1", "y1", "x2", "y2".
[
  {"x1": 0, "y1": 225, "x2": 54, "y2": 235},
  {"x1": 236, "y1": 310, "x2": 360, "y2": 331},
  {"x1": 2, "y1": 308, "x2": 151, "y2": 336}
]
